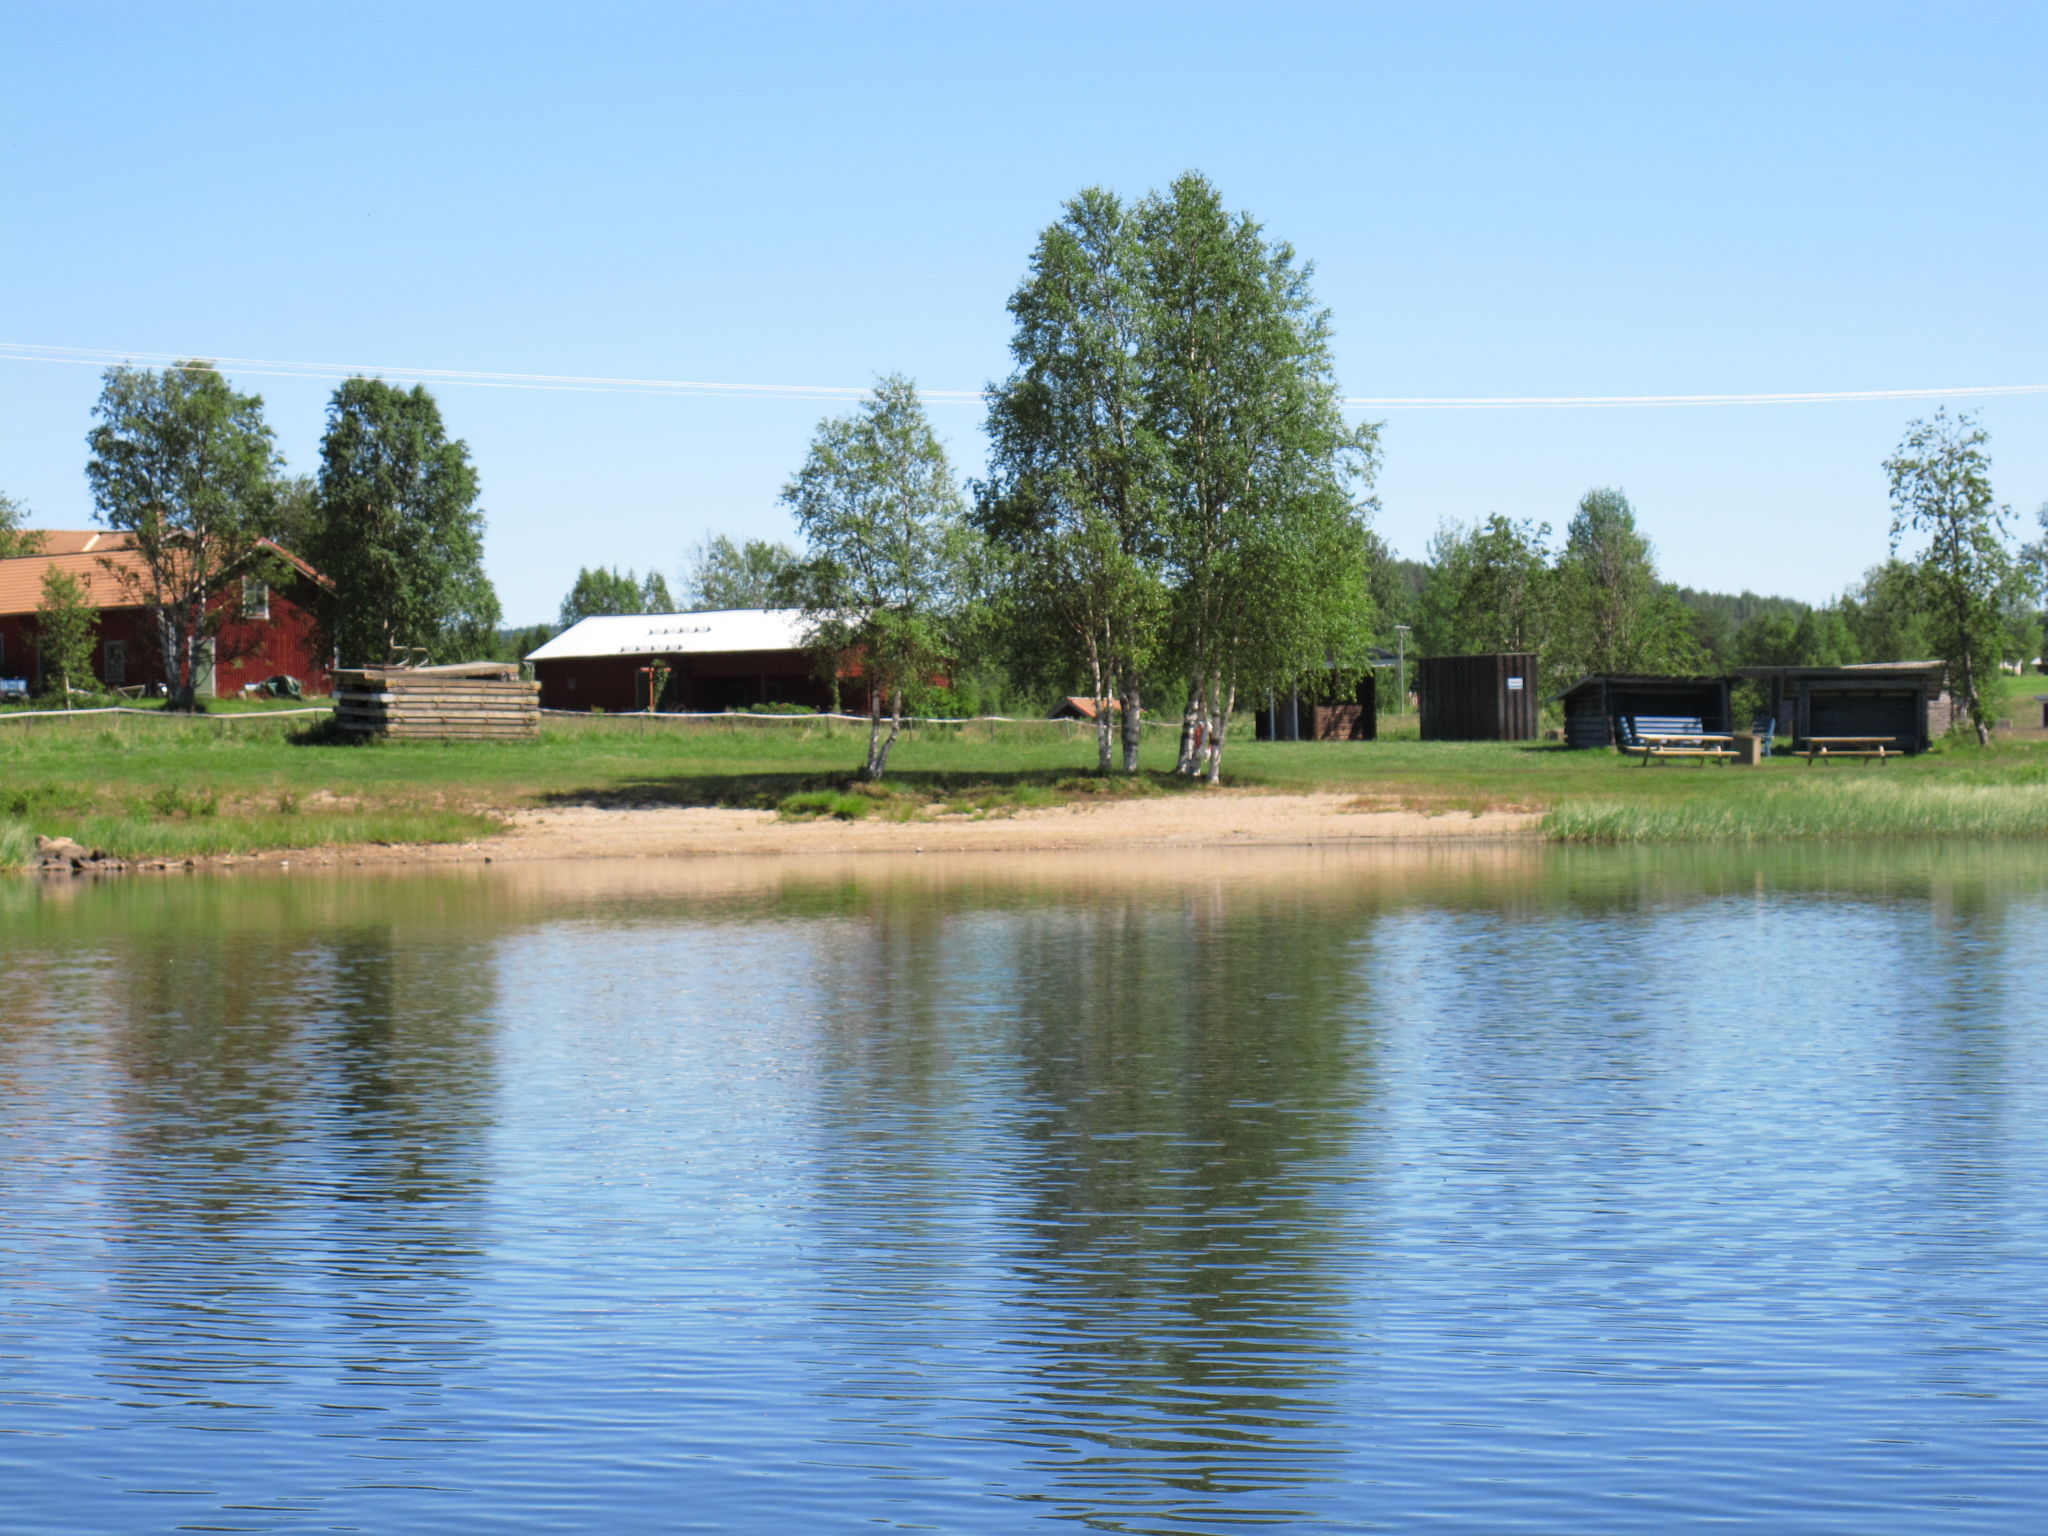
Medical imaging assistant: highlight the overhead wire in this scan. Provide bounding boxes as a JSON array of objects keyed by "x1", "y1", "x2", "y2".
[{"x1": 1, "y1": 341, "x2": 2041, "y2": 411}]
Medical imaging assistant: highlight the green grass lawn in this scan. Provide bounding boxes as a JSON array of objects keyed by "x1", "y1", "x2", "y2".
[{"x1": 6, "y1": 693, "x2": 2048, "y2": 866}]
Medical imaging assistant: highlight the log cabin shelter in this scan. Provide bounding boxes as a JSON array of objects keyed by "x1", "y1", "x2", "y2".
[
  {"x1": 0, "y1": 530, "x2": 332, "y2": 698},
  {"x1": 1552, "y1": 673, "x2": 1734, "y2": 749},
  {"x1": 1732, "y1": 663, "x2": 1953, "y2": 753},
  {"x1": 1418, "y1": 653, "x2": 1540, "y2": 741},
  {"x1": 1254, "y1": 671, "x2": 1379, "y2": 741},
  {"x1": 525, "y1": 608, "x2": 862, "y2": 713}
]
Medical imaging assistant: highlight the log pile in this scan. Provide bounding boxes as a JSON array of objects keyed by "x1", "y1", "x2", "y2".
[{"x1": 333, "y1": 662, "x2": 541, "y2": 741}]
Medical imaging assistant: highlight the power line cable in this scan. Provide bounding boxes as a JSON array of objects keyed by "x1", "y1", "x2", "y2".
[{"x1": 2, "y1": 341, "x2": 2041, "y2": 411}]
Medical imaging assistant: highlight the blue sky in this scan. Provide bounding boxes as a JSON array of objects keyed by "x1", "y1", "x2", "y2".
[{"x1": 4, "y1": 1, "x2": 2042, "y2": 623}]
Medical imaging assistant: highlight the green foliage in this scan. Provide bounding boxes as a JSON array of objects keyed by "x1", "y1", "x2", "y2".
[
  {"x1": 1550, "y1": 488, "x2": 1703, "y2": 681},
  {"x1": 34, "y1": 566, "x2": 98, "y2": 705},
  {"x1": 1141, "y1": 174, "x2": 1382, "y2": 781},
  {"x1": 309, "y1": 377, "x2": 499, "y2": 668},
  {"x1": 559, "y1": 565, "x2": 671, "y2": 626},
  {"x1": 0, "y1": 490, "x2": 44, "y2": 560},
  {"x1": 780, "y1": 375, "x2": 975, "y2": 779},
  {"x1": 683, "y1": 535, "x2": 798, "y2": 609},
  {"x1": 980, "y1": 184, "x2": 1168, "y2": 772},
  {"x1": 85, "y1": 362, "x2": 285, "y2": 709},
  {"x1": 1886, "y1": 410, "x2": 2031, "y2": 743},
  {"x1": 776, "y1": 789, "x2": 873, "y2": 820},
  {"x1": 1418, "y1": 513, "x2": 1553, "y2": 664}
]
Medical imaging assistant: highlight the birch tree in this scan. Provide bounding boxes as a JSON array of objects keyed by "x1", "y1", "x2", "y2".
[
  {"x1": 1887, "y1": 410, "x2": 2025, "y2": 745},
  {"x1": 310, "y1": 378, "x2": 498, "y2": 667},
  {"x1": 781, "y1": 377, "x2": 972, "y2": 780},
  {"x1": 981, "y1": 187, "x2": 1167, "y2": 773},
  {"x1": 85, "y1": 363, "x2": 283, "y2": 710},
  {"x1": 1137, "y1": 173, "x2": 1379, "y2": 783}
]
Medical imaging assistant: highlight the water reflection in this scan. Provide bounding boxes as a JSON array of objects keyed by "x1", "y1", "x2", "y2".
[
  {"x1": 0, "y1": 884, "x2": 501, "y2": 1523},
  {"x1": 3, "y1": 844, "x2": 2048, "y2": 1533}
]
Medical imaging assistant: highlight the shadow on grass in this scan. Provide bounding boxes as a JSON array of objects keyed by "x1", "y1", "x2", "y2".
[{"x1": 533, "y1": 767, "x2": 1201, "y2": 812}]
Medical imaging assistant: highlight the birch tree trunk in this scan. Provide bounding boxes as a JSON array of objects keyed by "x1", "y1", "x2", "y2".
[
  {"x1": 869, "y1": 686, "x2": 908, "y2": 779},
  {"x1": 1117, "y1": 674, "x2": 1143, "y2": 772},
  {"x1": 863, "y1": 687, "x2": 886, "y2": 779}
]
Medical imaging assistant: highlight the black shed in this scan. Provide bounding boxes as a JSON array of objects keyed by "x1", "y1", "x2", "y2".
[
  {"x1": 1418, "y1": 653, "x2": 1540, "y2": 741},
  {"x1": 1554, "y1": 674, "x2": 1733, "y2": 749},
  {"x1": 1734, "y1": 663, "x2": 1952, "y2": 753}
]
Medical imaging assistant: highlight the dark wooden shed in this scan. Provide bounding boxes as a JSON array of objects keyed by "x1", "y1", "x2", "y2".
[
  {"x1": 1255, "y1": 673, "x2": 1378, "y2": 741},
  {"x1": 1554, "y1": 674, "x2": 1733, "y2": 750},
  {"x1": 1418, "y1": 653, "x2": 1540, "y2": 741},
  {"x1": 1734, "y1": 663, "x2": 1952, "y2": 753}
]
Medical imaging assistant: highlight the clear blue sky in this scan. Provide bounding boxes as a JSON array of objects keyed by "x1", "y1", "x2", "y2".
[{"x1": 4, "y1": 1, "x2": 2042, "y2": 623}]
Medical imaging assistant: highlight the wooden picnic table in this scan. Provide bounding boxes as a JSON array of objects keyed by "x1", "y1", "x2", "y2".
[
  {"x1": 1635, "y1": 731, "x2": 1737, "y2": 765},
  {"x1": 1802, "y1": 735, "x2": 1899, "y2": 764}
]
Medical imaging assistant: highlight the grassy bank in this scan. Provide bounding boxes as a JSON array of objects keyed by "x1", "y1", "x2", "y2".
[
  {"x1": 1544, "y1": 781, "x2": 2048, "y2": 843},
  {"x1": 6, "y1": 696, "x2": 2048, "y2": 865}
]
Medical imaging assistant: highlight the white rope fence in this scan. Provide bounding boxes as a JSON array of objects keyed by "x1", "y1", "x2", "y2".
[
  {"x1": 0, "y1": 705, "x2": 335, "y2": 724},
  {"x1": 537, "y1": 709, "x2": 1184, "y2": 727}
]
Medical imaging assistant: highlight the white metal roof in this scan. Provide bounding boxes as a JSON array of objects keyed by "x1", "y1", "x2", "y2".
[{"x1": 525, "y1": 609, "x2": 812, "y2": 662}]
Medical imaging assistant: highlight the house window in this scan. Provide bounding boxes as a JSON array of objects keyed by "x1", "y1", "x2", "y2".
[
  {"x1": 104, "y1": 641, "x2": 125, "y2": 686},
  {"x1": 241, "y1": 577, "x2": 271, "y2": 620}
]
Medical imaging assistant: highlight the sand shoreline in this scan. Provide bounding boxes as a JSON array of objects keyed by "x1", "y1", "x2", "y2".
[{"x1": 171, "y1": 790, "x2": 1541, "y2": 870}]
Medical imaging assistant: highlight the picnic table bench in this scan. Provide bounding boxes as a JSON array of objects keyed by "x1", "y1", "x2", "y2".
[
  {"x1": 1802, "y1": 734, "x2": 1899, "y2": 764},
  {"x1": 1619, "y1": 715, "x2": 1737, "y2": 765}
]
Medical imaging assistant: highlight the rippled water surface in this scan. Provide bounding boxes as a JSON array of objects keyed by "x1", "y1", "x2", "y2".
[{"x1": 4, "y1": 845, "x2": 2047, "y2": 1533}]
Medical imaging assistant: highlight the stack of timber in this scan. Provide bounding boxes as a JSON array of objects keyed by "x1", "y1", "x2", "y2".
[{"x1": 333, "y1": 662, "x2": 541, "y2": 741}]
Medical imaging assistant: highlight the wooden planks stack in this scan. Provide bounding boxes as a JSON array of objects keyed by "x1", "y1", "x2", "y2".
[{"x1": 333, "y1": 662, "x2": 541, "y2": 741}]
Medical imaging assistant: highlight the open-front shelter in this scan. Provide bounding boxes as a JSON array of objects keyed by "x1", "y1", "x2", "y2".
[
  {"x1": 1733, "y1": 663, "x2": 1951, "y2": 753},
  {"x1": 1554, "y1": 674, "x2": 1733, "y2": 750}
]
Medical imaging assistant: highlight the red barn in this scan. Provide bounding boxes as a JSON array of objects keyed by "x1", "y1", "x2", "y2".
[
  {"x1": 527, "y1": 609, "x2": 867, "y2": 713},
  {"x1": 0, "y1": 530, "x2": 333, "y2": 699}
]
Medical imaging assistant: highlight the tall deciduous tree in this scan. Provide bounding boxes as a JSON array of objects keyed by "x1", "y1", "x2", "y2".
[
  {"x1": 1886, "y1": 410, "x2": 2026, "y2": 745},
  {"x1": 0, "y1": 490, "x2": 43, "y2": 559},
  {"x1": 781, "y1": 376, "x2": 973, "y2": 780},
  {"x1": 1138, "y1": 173, "x2": 1379, "y2": 782},
  {"x1": 682, "y1": 535, "x2": 799, "y2": 610},
  {"x1": 85, "y1": 362, "x2": 284, "y2": 710},
  {"x1": 1419, "y1": 514, "x2": 1553, "y2": 664},
  {"x1": 35, "y1": 567, "x2": 97, "y2": 705},
  {"x1": 981, "y1": 185, "x2": 1167, "y2": 773},
  {"x1": 1550, "y1": 488, "x2": 1701, "y2": 681},
  {"x1": 310, "y1": 377, "x2": 498, "y2": 667}
]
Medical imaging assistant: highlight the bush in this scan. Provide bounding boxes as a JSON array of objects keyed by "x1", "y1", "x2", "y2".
[{"x1": 776, "y1": 790, "x2": 872, "y2": 820}]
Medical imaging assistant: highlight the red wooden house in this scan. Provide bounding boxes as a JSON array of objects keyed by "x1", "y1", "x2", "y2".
[{"x1": 0, "y1": 530, "x2": 333, "y2": 698}]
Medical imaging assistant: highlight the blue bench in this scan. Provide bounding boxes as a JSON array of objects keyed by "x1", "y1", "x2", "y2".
[{"x1": 1617, "y1": 714, "x2": 1736, "y2": 765}]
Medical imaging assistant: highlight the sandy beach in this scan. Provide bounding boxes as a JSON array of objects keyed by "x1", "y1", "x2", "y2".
[{"x1": 220, "y1": 789, "x2": 1541, "y2": 869}]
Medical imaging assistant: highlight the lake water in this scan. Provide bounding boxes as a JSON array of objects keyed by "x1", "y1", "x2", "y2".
[{"x1": 3, "y1": 845, "x2": 2047, "y2": 1533}]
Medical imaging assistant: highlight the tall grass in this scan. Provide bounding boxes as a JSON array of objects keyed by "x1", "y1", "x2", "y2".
[{"x1": 1545, "y1": 781, "x2": 2048, "y2": 843}]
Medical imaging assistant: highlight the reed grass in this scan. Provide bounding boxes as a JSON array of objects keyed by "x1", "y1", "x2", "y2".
[{"x1": 1544, "y1": 782, "x2": 2048, "y2": 843}]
